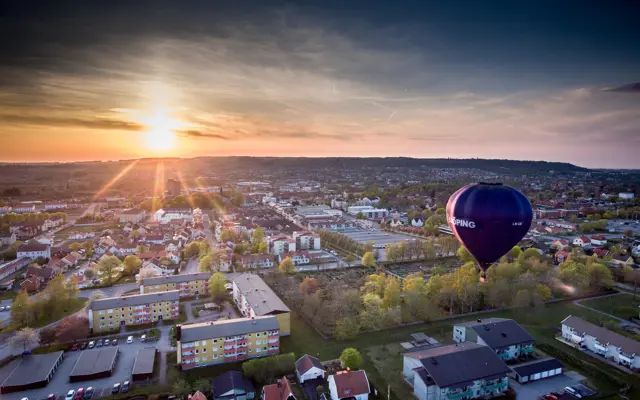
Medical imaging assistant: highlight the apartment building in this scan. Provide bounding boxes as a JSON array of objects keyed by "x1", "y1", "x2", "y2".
[
  {"x1": 120, "y1": 209, "x2": 147, "y2": 224},
  {"x1": 88, "y1": 291, "x2": 180, "y2": 333},
  {"x1": 453, "y1": 318, "x2": 534, "y2": 361},
  {"x1": 293, "y1": 231, "x2": 321, "y2": 250},
  {"x1": 232, "y1": 273, "x2": 291, "y2": 336},
  {"x1": 403, "y1": 342, "x2": 510, "y2": 400},
  {"x1": 176, "y1": 316, "x2": 280, "y2": 369},
  {"x1": 140, "y1": 272, "x2": 210, "y2": 298},
  {"x1": 17, "y1": 241, "x2": 51, "y2": 260},
  {"x1": 561, "y1": 315, "x2": 640, "y2": 370},
  {"x1": 268, "y1": 235, "x2": 296, "y2": 255}
]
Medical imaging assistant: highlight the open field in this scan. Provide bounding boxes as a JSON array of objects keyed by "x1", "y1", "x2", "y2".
[
  {"x1": 581, "y1": 293, "x2": 640, "y2": 320},
  {"x1": 384, "y1": 257, "x2": 462, "y2": 278}
]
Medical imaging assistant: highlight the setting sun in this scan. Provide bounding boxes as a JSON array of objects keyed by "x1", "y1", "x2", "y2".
[{"x1": 140, "y1": 108, "x2": 182, "y2": 152}]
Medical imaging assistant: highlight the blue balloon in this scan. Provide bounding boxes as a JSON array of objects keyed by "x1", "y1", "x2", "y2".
[{"x1": 446, "y1": 182, "x2": 533, "y2": 273}]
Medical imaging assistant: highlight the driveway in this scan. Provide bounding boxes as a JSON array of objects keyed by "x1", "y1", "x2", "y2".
[{"x1": 1, "y1": 340, "x2": 159, "y2": 400}]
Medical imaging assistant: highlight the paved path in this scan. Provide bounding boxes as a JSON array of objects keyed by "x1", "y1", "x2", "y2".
[{"x1": 573, "y1": 292, "x2": 640, "y2": 327}]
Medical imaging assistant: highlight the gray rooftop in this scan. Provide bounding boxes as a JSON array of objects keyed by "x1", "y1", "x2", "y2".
[
  {"x1": 0, "y1": 351, "x2": 64, "y2": 388},
  {"x1": 562, "y1": 315, "x2": 640, "y2": 355},
  {"x1": 132, "y1": 348, "x2": 157, "y2": 376},
  {"x1": 179, "y1": 316, "x2": 279, "y2": 343},
  {"x1": 89, "y1": 290, "x2": 179, "y2": 310},
  {"x1": 140, "y1": 272, "x2": 211, "y2": 286},
  {"x1": 406, "y1": 342, "x2": 510, "y2": 389},
  {"x1": 70, "y1": 347, "x2": 119, "y2": 377},
  {"x1": 232, "y1": 273, "x2": 290, "y2": 315},
  {"x1": 457, "y1": 318, "x2": 534, "y2": 349}
]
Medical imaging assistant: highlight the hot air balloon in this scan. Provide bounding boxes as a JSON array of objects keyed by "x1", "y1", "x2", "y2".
[{"x1": 446, "y1": 182, "x2": 533, "y2": 280}]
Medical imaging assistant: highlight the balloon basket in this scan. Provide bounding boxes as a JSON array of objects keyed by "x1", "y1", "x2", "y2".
[{"x1": 479, "y1": 272, "x2": 488, "y2": 283}]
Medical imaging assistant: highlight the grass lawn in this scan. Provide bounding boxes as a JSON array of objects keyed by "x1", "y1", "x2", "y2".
[
  {"x1": 581, "y1": 293, "x2": 640, "y2": 320},
  {"x1": 1, "y1": 297, "x2": 88, "y2": 333}
]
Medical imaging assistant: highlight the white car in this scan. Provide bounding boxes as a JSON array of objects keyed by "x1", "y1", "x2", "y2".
[
  {"x1": 66, "y1": 390, "x2": 75, "y2": 400},
  {"x1": 126, "y1": 336, "x2": 134, "y2": 344},
  {"x1": 140, "y1": 334, "x2": 146, "y2": 342}
]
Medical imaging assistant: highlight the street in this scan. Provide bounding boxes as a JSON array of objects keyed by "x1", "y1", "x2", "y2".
[{"x1": 77, "y1": 283, "x2": 139, "y2": 299}]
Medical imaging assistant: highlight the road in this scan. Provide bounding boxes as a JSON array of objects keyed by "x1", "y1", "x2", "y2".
[{"x1": 77, "y1": 283, "x2": 139, "y2": 299}]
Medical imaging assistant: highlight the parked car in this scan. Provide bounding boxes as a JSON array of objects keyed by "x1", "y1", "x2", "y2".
[
  {"x1": 95, "y1": 339, "x2": 103, "y2": 347},
  {"x1": 5, "y1": 306, "x2": 10, "y2": 311},
  {"x1": 0, "y1": 306, "x2": 5, "y2": 312},
  {"x1": 112, "y1": 383, "x2": 121, "y2": 394},
  {"x1": 111, "y1": 338, "x2": 118, "y2": 346},
  {"x1": 73, "y1": 388, "x2": 84, "y2": 400},
  {"x1": 47, "y1": 394, "x2": 56, "y2": 400},
  {"x1": 127, "y1": 336, "x2": 134, "y2": 344},
  {"x1": 80, "y1": 342, "x2": 88, "y2": 350},
  {"x1": 65, "y1": 390, "x2": 75, "y2": 400},
  {"x1": 84, "y1": 387, "x2": 94, "y2": 399},
  {"x1": 121, "y1": 381, "x2": 130, "y2": 393},
  {"x1": 87, "y1": 341, "x2": 95, "y2": 349},
  {"x1": 140, "y1": 335, "x2": 146, "y2": 342},
  {"x1": 70, "y1": 344, "x2": 79, "y2": 351},
  {"x1": 565, "y1": 387, "x2": 582, "y2": 399}
]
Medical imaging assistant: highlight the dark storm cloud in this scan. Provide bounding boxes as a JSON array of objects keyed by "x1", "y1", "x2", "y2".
[{"x1": 603, "y1": 83, "x2": 640, "y2": 93}]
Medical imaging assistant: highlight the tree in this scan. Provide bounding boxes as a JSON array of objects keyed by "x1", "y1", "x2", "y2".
[
  {"x1": 39, "y1": 326, "x2": 58, "y2": 346},
  {"x1": 123, "y1": 255, "x2": 142, "y2": 275},
  {"x1": 251, "y1": 228, "x2": 265, "y2": 246},
  {"x1": 355, "y1": 212, "x2": 366, "y2": 220},
  {"x1": 172, "y1": 379, "x2": 192, "y2": 399},
  {"x1": 299, "y1": 278, "x2": 319, "y2": 296},
  {"x1": 279, "y1": 257, "x2": 296, "y2": 274},
  {"x1": 359, "y1": 293, "x2": 384, "y2": 329},
  {"x1": 344, "y1": 255, "x2": 357, "y2": 268},
  {"x1": 9, "y1": 327, "x2": 39, "y2": 352},
  {"x1": 208, "y1": 272, "x2": 227, "y2": 301},
  {"x1": 536, "y1": 284, "x2": 552, "y2": 301},
  {"x1": 363, "y1": 241, "x2": 374, "y2": 253},
  {"x1": 361, "y1": 252, "x2": 375, "y2": 268},
  {"x1": 588, "y1": 263, "x2": 614, "y2": 290},
  {"x1": 5, "y1": 240, "x2": 23, "y2": 259},
  {"x1": 514, "y1": 289, "x2": 532, "y2": 308},
  {"x1": 69, "y1": 242, "x2": 83, "y2": 251},
  {"x1": 382, "y1": 276, "x2": 402, "y2": 309},
  {"x1": 435, "y1": 207, "x2": 445, "y2": 215},
  {"x1": 198, "y1": 254, "x2": 213, "y2": 273},
  {"x1": 84, "y1": 268, "x2": 96, "y2": 279},
  {"x1": 98, "y1": 255, "x2": 121, "y2": 285},
  {"x1": 55, "y1": 315, "x2": 90, "y2": 343},
  {"x1": 510, "y1": 246, "x2": 523, "y2": 259},
  {"x1": 184, "y1": 242, "x2": 201, "y2": 258},
  {"x1": 193, "y1": 378, "x2": 211, "y2": 394},
  {"x1": 523, "y1": 248, "x2": 541, "y2": 260},
  {"x1": 334, "y1": 318, "x2": 360, "y2": 340},
  {"x1": 456, "y1": 246, "x2": 475, "y2": 263},
  {"x1": 340, "y1": 348, "x2": 363, "y2": 370},
  {"x1": 11, "y1": 290, "x2": 33, "y2": 327},
  {"x1": 231, "y1": 192, "x2": 244, "y2": 207}
]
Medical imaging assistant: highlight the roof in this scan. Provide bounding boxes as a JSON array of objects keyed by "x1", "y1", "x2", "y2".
[
  {"x1": 179, "y1": 316, "x2": 279, "y2": 343},
  {"x1": 26, "y1": 266, "x2": 57, "y2": 279},
  {"x1": 212, "y1": 370, "x2": 254, "y2": 398},
  {"x1": 512, "y1": 358, "x2": 563, "y2": 377},
  {"x1": 232, "y1": 273, "x2": 290, "y2": 315},
  {"x1": 0, "y1": 351, "x2": 64, "y2": 388},
  {"x1": 262, "y1": 377, "x2": 294, "y2": 400},
  {"x1": 556, "y1": 250, "x2": 570, "y2": 258},
  {"x1": 406, "y1": 342, "x2": 510, "y2": 389},
  {"x1": 132, "y1": 348, "x2": 156, "y2": 376},
  {"x1": 189, "y1": 392, "x2": 207, "y2": 400},
  {"x1": 457, "y1": 318, "x2": 534, "y2": 349},
  {"x1": 562, "y1": 315, "x2": 640, "y2": 355},
  {"x1": 141, "y1": 272, "x2": 210, "y2": 286},
  {"x1": 70, "y1": 347, "x2": 118, "y2": 378},
  {"x1": 591, "y1": 235, "x2": 606, "y2": 240},
  {"x1": 295, "y1": 354, "x2": 323, "y2": 375},
  {"x1": 89, "y1": 290, "x2": 179, "y2": 310},
  {"x1": 18, "y1": 241, "x2": 49, "y2": 252},
  {"x1": 122, "y1": 209, "x2": 145, "y2": 215},
  {"x1": 578, "y1": 235, "x2": 591, "y2": 242},
  {"x1": 330, "y1": 370, "x2": 369, "y2": 398}
]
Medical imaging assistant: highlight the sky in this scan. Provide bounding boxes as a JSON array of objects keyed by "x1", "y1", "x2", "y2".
[{"x1": 1, "y1": 0, "x2": 639, "y2": 168}]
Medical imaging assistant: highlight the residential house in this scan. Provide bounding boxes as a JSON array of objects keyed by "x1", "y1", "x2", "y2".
[
  {"x1": 167, "y1": 251, "x2": 181, "y2": 265},
  {"x1": 12, "y1": 203, "x2": 35, "y2": 213},
  {"x1": 573, "y1": 236, "x2": 592, "y2": 249},
  {"x1": 62, "y1": 253, "x2": 80, "y2": 268},
  {"x1": 452, "y1": 318, "x2": 534, "y2": 361},
  {"x1": 177, "y1": 316, "x2": 280, "y2": 368},
  {"x1": 24, "y1": 265, "x2": 58, "y2": 285},
  {"x1": 281, "y1": 251, "x2": 310, "y2": 266},
  {"x1": 113, "y1": 242, "x2": 137, "y2": 257},
  {"x1": 295, "y1": 354, "x2": 325, "y2": 383},
  {"x1": 238, "y1": 254, "x2": 275, "y2": 270},
  {"x1": 609, "y1": 254, "x2": 634, "y2": 268},
  {"x1": 138, "y1": 260, "x2": 173, "y2": 277},
  {"x1": 262, "y1": 377, "x2": 296, "y2": 400},
  {"x1": 411, "y1": 218, "x2": 424, "y2": 227},
  {"x1": 0, "y1": 231, "x2": 17, "y2": 246},
  {"x1": 140, "y1": 272, "x2": 210, "y2": 298},
  {"x1": 120, "y1": 209, "x2": 147, "y2": 224},
  {"x1": 189, "y1": 392, "x2": 207, "y2": 400},
  {"x1": 43, "y1": 216, "x2": 64, "y2": 230},
  {"x1": 211, "y1": 370, "x2": 256, "y2": 400},
  {"x1": 551, "y1": 239, "x2": 569, "y2": 250},
  {"x1": 17, "y1": 241, "x2": 51, "y2": 260},
  {"x1": 10, "y1": 221, "x2": 44, "y2": 238},
  {"x1": 232, "y1": 274, "x2": 291, "y2": 336},
  {"x1": 138, "y1": 250, "x2": 168, "y2": 262},
  {"x1": 43, "y1": 202, "x2": 67, "y2": 210},
  {"x1": 145, "y1": 234, "x2": 167, "y2": 245},
  {"x1": 388, "y1": 218, "x2": 403, "y2": 228},
  {"x1": 590, "y1": 235, "x2": 607, "y2": 246},
  {"x1": 165, "y1": 240, "x2": 182, "y2": 253},
  {"x1": 68, "y1": 232, "x2": 95, "y2": 240},
  {"x1": 293, "y1": 231, "x2": 321, "y2": 250},
  {"x1": 0, "y1": 257, "x2": 31, "y2": 281},
  {"x1": 561, "y1": 315, "x2": 640, "y2": 370},
  {"x1": 555, "y1": 250, "x2": 570, "y2": 264},
  {"x1": 593, "y1": 248, "x2": 610, "y2": 259},
  {"x1": 403, "y1": 342, "x2": 510, "y2": 400},
  {"x1": 20, "y1": 276, "x2": 41, "y2": 292},
  {"x1": 88, "y1": 290, "x2": 180, "y2": 333},
  {"x1": 268, "y1": 235, "x2": 297, "y2": 255},
  {"x1": 153, "y1": 208, "x2": 193, "y2": 224},
  {"x1": 327, "y1": 370, "x2": 370, "y2": 400}
]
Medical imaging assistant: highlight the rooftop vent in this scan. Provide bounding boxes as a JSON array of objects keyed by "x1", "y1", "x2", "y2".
[{"x1": 501, "y1": 332, "x2": 507, "y2": 337}]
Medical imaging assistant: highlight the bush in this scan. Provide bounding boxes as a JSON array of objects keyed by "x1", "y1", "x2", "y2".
[{"x1": 242, "y1": 353, "x2": 295, "y2": 383}]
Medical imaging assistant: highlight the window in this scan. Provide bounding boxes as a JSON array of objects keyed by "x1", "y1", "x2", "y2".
[
  {"x1": 256, "y1": 348, "x2": 261, "y2": 353},
  {"x1": 195, "y1": 350, "x2": 199, "y2": 354},
  {"x1": 99, "y1": 311, "x2": 105, "y2": 315},
  {"x1": 213, "y1": 354, "x2": 218, "y2": 359},
  {"x1": 202, "y1": 348, "x2": 206, "y2": 353},
  {"x1": 108, "y1": 309, "x2": 113, "y2": 313},
  {"x1": 256, "y1": 340, "x2": 261, "y2": 345},
  {"x1": 213, "y1": 339, "x2": 218, "y2": 343}
]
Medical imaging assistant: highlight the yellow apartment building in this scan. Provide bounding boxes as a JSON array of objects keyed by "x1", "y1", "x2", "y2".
[
  {"x1": 176, "y1": 316, "x2": 280, "y2": 369},
  {"x1": 88, "y1": 290, "x2": 180, "y2": 333},
  {"x1": 232, "y1": 273, "x2": 291, "y2": 336},
  {"x1": 140, "y1": 272, "x2": 210, "y2": 298}
]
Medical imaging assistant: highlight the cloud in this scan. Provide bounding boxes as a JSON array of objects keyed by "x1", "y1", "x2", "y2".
[
  {"x1": 602, "y1": 83, "x2": 640, "y2": 93},
  {"x1": 174, "y1": 130, "x2": 230, "y2": 140},
  {"x1": 0, "y1": 114, "x2": 145, "y2": 131}
]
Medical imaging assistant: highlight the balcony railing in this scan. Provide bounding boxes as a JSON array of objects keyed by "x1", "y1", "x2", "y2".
[
  {"x1": 484, "y1": 383, "x2": 507, "y2": 392},
  {"x1": 447, "y1": 390, "x2": 473, "y2": 399}
]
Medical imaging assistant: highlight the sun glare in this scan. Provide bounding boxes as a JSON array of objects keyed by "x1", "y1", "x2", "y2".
[{"x1": 141, "y1": 108, "x2": 182, "y2": 152}]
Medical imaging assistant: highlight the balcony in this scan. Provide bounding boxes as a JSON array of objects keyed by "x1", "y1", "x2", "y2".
[
  {"x1": 268, "y1": 333, "x2": 279, "y2": 339},
  {"x1": 182, "y1": 352, "x2": 195, "y2": 359},
  {"x1": 484, "y1": 383, "x2": 507, "y2": 392},
  {"x1": 447, "y1": 390, "x2": 473, "y2": 399},
  {"x1": 181, "y1": 343, "x2": 195, "y2": 349},
  {"x1": 268, "y1": 339, "x2": 279, "y2": 345}
]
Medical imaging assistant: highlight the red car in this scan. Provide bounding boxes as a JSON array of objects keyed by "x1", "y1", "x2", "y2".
[
  {"x1": 73, "y1": 388, "x2": 85, "y2": 400},
  {"x1": 70, "y1": 344, "x2": 79, "y2": 351}
]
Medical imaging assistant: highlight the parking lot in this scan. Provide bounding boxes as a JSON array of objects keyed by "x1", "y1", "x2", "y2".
[
  {"x1": 510, "y1": 372, "x2": 589, "y2": 400},
  {"x1": 2, "y1": 340, "x2": 157, "y2": 400}
]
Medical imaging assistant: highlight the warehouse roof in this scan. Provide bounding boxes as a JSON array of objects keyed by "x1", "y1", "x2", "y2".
[
  {"x1": 512, "y1": 358, "x2": 563, "y2": 377},
  {"x1": 0, "y1": 351, "x2": 64, "y2": 388},
  {"x1": 179, "y1": 316, "x2": 279, "y2": 343},
  {"x1": 89, "y1": 290, "x2": 179, "y2": 310},
  {"x1": 232, "y1": 273, "x2": 290, "y2": 315},
  {"x1": 70, "y1": 347, "x2": 118, "y2": 378},
  {"x1": 132, "y1": 348, "x2": 156, "y2": 376}
]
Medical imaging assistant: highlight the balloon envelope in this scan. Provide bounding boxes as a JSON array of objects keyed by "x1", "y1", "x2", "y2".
[{"x1": 446, "y1": 182, "x2": 533, "y2": 271}]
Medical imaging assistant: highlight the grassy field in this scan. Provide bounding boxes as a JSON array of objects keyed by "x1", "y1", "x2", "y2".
[
  {"x1": 1, "y1": 297, "x2": 88, "y2": 332},
  {"x1": 581, "y1": 293, "x2": 640, "y2": 320}
]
